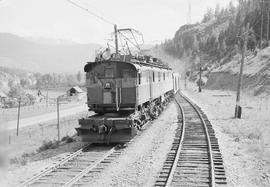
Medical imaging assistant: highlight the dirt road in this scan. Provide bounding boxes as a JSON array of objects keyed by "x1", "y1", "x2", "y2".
[{"x1": 5, "y1": 104, "x2": 88, "y2": 130}]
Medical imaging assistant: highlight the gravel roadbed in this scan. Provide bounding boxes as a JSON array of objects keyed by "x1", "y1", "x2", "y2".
[{"x1": 89, "y1": 102, "x2": 178, "y2": 187}]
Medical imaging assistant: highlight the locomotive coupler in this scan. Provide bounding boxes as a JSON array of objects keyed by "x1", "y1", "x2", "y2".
[{"x1": 98, "y1": 124, "x2": 108, "y2": 134}]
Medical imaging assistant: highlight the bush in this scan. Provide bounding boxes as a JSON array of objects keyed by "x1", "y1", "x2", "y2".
[
  {"x1": 37, "y1": 140, "x2": 60, "y2": 152},
  {"x1": 8, "y1": 84, "x2": 25, "y2": 98},
  {"x1": 10, "y1": 157, "x2": 27, "y2": 166},
  {"x1": 24, "y1": 93, "x2": 36, "y2": 105},
  {"x1": 61, "y1": 135, "x2": 75, "y2": 143}
]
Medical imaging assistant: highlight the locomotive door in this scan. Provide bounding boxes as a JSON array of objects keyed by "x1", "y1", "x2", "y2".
[{"x1": 121, "y1": 69, "x2": 136, "y2": 103}]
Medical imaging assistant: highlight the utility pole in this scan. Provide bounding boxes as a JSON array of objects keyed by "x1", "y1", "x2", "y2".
[
  {"x1": 114, "y1": 24, "x2": 119, "y2": 54},
  {"x1": 235, "y1": 23, "x2": 250, "y2": 118},
  {"x1": 199, "y1": 67, "x2": 202, "y2": 92},
  {"x1": 187, "y1": 0, "x2": 191, "y2": 24},
  {"x1": 185, "y1": 72, "x2": 187, "y2": 89},
  {"x1": 267, "y1": 1, "x2": 270, "y2": 45},
  {"x1": 46, "y1": 84, "x2": 49, "y2": 107},
  {"x1": 198, "y1": 50, "x2": 202, "y2": 93},
  {"x1": 260, "y1": 0, "x2": 264, "y2": 48},
  {"x1": 57, "y1": 97, "x2": 60, "y2": 141},
  {"x1": 16, "y1": 97, "x2": 21, "y2": 136}
]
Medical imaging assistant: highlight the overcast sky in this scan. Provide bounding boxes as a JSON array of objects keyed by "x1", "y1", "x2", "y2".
[{"x1": 0, "y1": 0, "x2": 238, "y2": 44}]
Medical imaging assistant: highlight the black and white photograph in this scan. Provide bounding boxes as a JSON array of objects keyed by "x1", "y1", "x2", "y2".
[{"x1": 0, "y1": 0, "x2": 269, "y2": 186}]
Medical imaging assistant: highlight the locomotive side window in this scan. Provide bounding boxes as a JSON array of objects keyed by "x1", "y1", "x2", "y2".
[
  {"x1": 152, "y1": 72, "x2": 155, "y2": 82},
  {"x1": 105, "y1": 68, "x2": 113, "y2": 78},
  {"x1": 163, "y1": 72, "x2": 165, "y2": 80}
]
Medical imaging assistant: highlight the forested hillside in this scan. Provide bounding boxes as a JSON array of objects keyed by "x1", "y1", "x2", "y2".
[
  {"x1": 154, "y1": 0, "x2": 270, "y2": 95},
  {"x1": 161, "y1": 0, "x2": 268, "y2": 69}
]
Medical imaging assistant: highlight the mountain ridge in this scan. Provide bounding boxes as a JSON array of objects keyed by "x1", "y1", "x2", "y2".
[{"x1": 0, "y1": 33, "x2": 101, "y2": 73}]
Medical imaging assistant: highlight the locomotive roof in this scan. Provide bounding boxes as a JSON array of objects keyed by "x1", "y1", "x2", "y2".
[{"x1": 94, "y1": 54, "x2": 171, "y2": 70}]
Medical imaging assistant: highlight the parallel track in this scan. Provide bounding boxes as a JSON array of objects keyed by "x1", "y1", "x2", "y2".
[
  {"x1": 155, "y1": 92, "x2": 226, "y2": 187},
  {"x1": 20, "y1": 144, "x2": 125, "y2": 186}
]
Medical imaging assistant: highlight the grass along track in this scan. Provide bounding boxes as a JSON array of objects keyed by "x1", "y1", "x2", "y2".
[{"x1": 155, "y1": 92, "x2": 227, "y2": 187}]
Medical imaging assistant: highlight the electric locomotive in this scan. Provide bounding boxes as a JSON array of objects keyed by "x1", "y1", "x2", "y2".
[
  {"x1": 76, "y1": 51, "x2": 180, "y2": 143},
  {"x1": 75, "y1": 25, "x2": 180, "y2": 143}
]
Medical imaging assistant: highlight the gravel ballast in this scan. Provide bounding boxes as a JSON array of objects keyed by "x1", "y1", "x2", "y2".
[{"x1": 89, "y1": 102, "x2": 178, "y2": 186}]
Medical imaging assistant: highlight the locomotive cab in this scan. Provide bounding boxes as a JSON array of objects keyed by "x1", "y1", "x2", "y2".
[{"x1": 84, "y1": 60, "x2": 137, "y2": 114}]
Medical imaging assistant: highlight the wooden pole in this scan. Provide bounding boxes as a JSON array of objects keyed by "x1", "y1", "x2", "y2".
[
  {"x1": 267, "y1": 3, "x2": 270, "y2": 44},
  {"x1": 57, "y1": 97, "x2": 60, "y2": 141},
  {"x1": 199, "y1": 67, "x2": 202, "y2": 92},
  {"x1": 185, "y1": 74, "x2": 187, "y2": 89},
  {"x1": 46, "y1": 85, "x2": 49, "y2": 107},
  {"x1": 235, "y1": 23, "x2": 249, "y2": 118},
  {"x1": 16, "y1": 97, "x2": 21, "y2": 136},
  {"x1": 114, "y1": 24, "x2": 119, "y2": 54},
  {"x1": 198, "y1": 51, "x2": 202, "y2": 92},
  {"x1": 260, "y1": 0, "x2": 264, "y2": 48}
]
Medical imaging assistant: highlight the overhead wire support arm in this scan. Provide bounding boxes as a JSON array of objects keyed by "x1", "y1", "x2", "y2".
[{"x1": 118, "y1": 32, "x2": 141, "y2": 51}]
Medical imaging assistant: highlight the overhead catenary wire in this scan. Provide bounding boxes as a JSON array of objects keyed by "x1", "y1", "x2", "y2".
[
  {"x1": 66, "y1": 0, "x2": 144, "y2": 54},
  {"x1": 66, "y1": 0, "x2": 115, "y2": 25}
]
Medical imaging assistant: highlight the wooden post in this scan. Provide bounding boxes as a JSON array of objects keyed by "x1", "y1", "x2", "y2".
[
  {"x1": 46, "y1": 85, "x2": 49, "y2": 107},
  {"x1": 16, "y1": 97, "x2": 21, "y2": 136},
  {"x1": 57, "y1": 97, "x2": 60, "y2": 141},
  {"x1": 114, "y1": 24, "x2": 119, "y2": 54},
  {"x1": 267, "y1": 3, "x2": 270, "y2": 44},
  {"x1": 198, "y1": 50, "x2": 202, "y2": 92},
  {"x1": 185, "y1": 74, "x2": 187, "y2": 89},
  {"x1": 235, "y1": 23, "x2": 249, "y2": 118},
  {"x1": 199, "y1": 67, "x2": 202, "y2": 93},
  {"x1": 260, "y1": 0, "x2": 264, "y2": 49}
]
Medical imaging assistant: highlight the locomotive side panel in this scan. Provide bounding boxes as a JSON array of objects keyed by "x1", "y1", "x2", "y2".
[
  {"x1": 137, "y1": 70, "x2": 151, "y2": 104},
  {"x1": 151, "y1": 70, "x2": 174, "y2": 100},
  {"x1": 121, "y1": 68, "x2": 136, "y2": 104}
]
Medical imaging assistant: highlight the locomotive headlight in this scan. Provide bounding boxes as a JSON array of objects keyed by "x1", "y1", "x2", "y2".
[{"x1": 105, "y1": 82, "x2": 111, "y2": 89}]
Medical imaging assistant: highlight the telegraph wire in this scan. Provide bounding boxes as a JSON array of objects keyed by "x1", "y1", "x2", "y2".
[{"x1": 66, "y1": 0, "x2": 115, "y2": 25}]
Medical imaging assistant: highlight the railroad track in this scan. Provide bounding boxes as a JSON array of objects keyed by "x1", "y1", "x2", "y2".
[
  {"x1": 155, "y1": 92, "x2": 226, "y2": 187},
  {"x1": 20, "y1": 143, "x2": 124, "y2": 187}
]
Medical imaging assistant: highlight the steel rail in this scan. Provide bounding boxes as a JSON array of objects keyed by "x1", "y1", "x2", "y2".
[
  {"x1": 164, "y1": 94, "x2": 186, "y2": 187},
  {"x1": 20, "y1": 143, "x2": 91, "y2": 187},
  {"x1": 180, "y1": 92, "x2": 215, "y2": 187},
  {"x1": 63, "y1": 147, "x2": 116, "y2": 187}
]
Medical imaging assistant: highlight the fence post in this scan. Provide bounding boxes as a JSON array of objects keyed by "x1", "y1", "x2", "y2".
[
  {"x1": 9, "y1": 135, "x2": 11, "y2": 144},
  {"x1": 57, "y1": 97, "x2": 60, "y2": 142},
  {"x1": 17, "y1": 97, "x2": 21, "y2": 136}
]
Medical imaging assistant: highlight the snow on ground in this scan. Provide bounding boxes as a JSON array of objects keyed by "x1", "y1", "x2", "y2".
[
  {"x1": 182, "y1": 83, "x2": 270, "y2": 187},
  {"x1": 89, "y1": 103, "x2": 178, "y2": 187}
]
